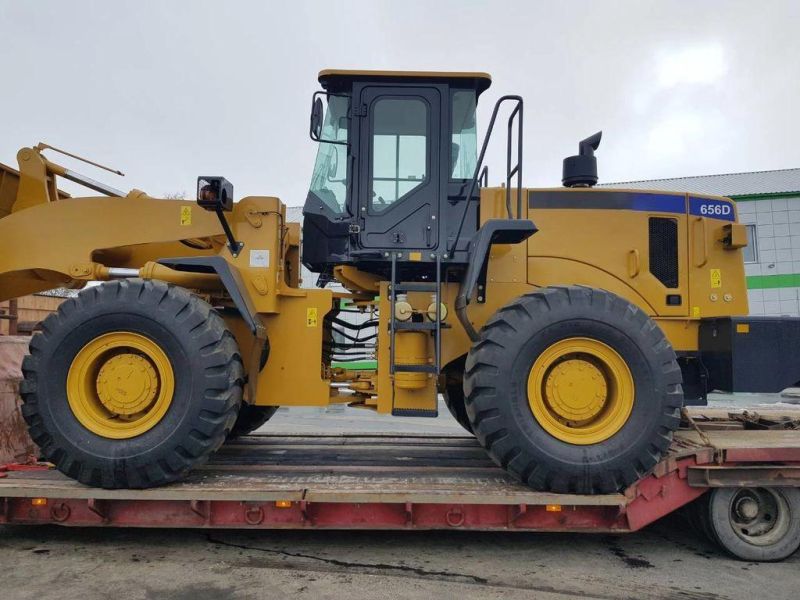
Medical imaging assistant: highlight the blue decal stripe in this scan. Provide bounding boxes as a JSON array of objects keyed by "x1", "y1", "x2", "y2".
[
  {"x1": 529, "y1": 191, "x2": 686, "y2": 215},
  {"x1": 630, "y1": 193, "x2": 686, "y2": 214},
  {"x1": 529, "y1": 191, "x2": 736, "y2": 221}
]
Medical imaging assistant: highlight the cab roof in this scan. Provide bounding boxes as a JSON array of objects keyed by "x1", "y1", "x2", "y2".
[{"x1": 318, "y1": 69, "x2": 492, "y2": 96}]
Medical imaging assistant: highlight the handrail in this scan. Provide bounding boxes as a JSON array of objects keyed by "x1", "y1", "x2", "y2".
[
  {"x1": 448, "y1": 95, "x2": 523, "y2": 256},
  {"x1": 479, "y1": 165, "x2": 489, "y2": 188},
  {"x1": 506, "y1": 100, "x2": 523, "y2": 219}
]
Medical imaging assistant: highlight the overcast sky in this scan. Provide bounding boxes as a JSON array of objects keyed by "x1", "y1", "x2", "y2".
[{"x1": 1, "y1": 1, "x2": 799, "y2": 205}]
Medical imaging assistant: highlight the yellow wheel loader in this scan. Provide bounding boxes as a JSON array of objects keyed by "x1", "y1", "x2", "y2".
[{"x1": 1, "y1": 70, "x2": 798, "y2": 493}]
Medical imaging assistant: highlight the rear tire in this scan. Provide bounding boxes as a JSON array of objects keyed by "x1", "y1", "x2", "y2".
[
  {"x1": 228, "y1": 404, "x2": 278, "y2": 438},
  {"x1": 464, "y1": 286, "x2": 682, "y2": 494},
  {"x1": 442, "y1": 358, "x2": 473, "y2": 434},
  {"x1": 20, "y1": 279, "x2": 242, "y2": 489}
]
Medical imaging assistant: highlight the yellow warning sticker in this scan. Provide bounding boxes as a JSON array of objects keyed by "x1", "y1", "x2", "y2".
[
  {"x1": 736, "y1": 323, "x2": 750, "y2": 334},
  {"x1": 710, "y1": 268, "x2": 722, "y2": 288},
  {"x1": 180, "y1": 206, "x2": 192, "y2": 226},
  {"x1": 306, "y1": 307, "x2": 318, "y2": 327},
  {"x1": 691, "y1": 306, "x2": 701, "y2": 318}
]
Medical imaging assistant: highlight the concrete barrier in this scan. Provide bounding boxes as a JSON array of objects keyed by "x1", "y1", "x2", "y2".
[{"x1": 0, "y1": 336, "x2": 36, "y2": 464}]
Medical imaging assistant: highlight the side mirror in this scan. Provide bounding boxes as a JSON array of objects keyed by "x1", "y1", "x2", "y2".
[
  {"x1": 309, "y1": 91, "x2": 349, "y2": 146},
  {"x1": 310, "y1": 97, "x2": 324, "y2": 141},
  {"x1": 196, "y1": 176, "x2": 234, "y2": 212},
  {"x1": 196, "y1": 176, "x2": 241, "y2": 256}
]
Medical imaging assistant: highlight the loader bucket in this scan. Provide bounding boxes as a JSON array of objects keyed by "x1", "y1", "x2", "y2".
[
  {"x1": 0, "y1": 162, "x2": 21, "y2": 219},
  {"x1": 0, "y1": 160, "x2": 70, "y2": 219}
]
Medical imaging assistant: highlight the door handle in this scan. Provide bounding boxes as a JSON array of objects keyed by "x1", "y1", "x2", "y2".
[
  {"x1": 693, "y1": 217, "x2": 708, "y2": 267},
  {"x1": 627, "y1": 249, "x2": 640, "y2": 278}
]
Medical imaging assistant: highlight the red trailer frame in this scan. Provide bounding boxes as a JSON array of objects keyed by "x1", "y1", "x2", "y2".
[{"x1": 1, "y1": 426, "x2": 799, "y2": 534}]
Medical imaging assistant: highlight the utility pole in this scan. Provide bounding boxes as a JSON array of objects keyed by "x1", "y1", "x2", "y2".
[
  {"x1": 8, "y1": 298, "x2": 18, "y2": 335},
  {"x1": 0, "y1": 298, "x2": 19, "y2": 335}
]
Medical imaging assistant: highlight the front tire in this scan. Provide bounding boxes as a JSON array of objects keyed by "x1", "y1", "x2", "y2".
[
  {"x1": 20, "y1": 279, "x2": 242, "y2": 489},
  {"x1": 464, "y1": 286, "x2": 682, "y2": 494}
]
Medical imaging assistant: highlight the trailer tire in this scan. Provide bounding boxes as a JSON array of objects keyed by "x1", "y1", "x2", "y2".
[
  {"x1": 20, "y1": 279, "x2": 242, "y2": 489},
  {"x1": 228, "y1": 404, "x2": 279, "y2": 438},
  {"x1": 683, "y1": 494, "x2": 717, "y2": 544},
  {"x1": 464, "y1": 286, "x2": 682, "y2": 494},
  {"x1": 702, "y1": 487, "x2": 800, "y2": 561}
]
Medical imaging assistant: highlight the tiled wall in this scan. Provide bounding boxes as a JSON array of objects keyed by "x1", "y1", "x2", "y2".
[{"x1": 738, "y1": 196, "x2": 800, "y2": 316}]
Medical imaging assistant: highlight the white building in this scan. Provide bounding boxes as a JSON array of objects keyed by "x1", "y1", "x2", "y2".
[{"x1": 286, "y1": 206, "x2": 317, "y2": 289}]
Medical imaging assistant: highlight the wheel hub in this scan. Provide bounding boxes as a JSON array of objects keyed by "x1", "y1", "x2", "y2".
[
  {"x1": 544, "y1": 359, "x2": 608, "y2": 422},
  {"x1": 729, "y1": 488, "x2": 791, "y2": 546},
  {"x1": 96, "y1": 353, "x2": 159, "y2": 416},
  {"x1": 67, "y1": 332, "x2": 175, "y2": 439},
  {"x1": 734, "y1": 496, "x2": 760, "y2": 521},
  {"x1": 527, "y1": 337, "x2": 635, "y2": 445}
]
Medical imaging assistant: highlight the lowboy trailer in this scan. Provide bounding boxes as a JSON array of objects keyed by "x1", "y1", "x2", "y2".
[{"x1": 2, "y1": 413, "x2": 800, "y2": 562}]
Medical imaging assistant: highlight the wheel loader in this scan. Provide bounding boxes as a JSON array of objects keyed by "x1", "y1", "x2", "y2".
[{"x1": 2, "y1": 69, "x2": 799, "y2": 494}]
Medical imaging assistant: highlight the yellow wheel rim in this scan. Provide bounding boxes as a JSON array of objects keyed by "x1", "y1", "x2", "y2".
[
  {"x1": 67, "y1": 332, "x2": 175, "y2": 439},
  {"x1": 527, "y1": 337, "x2": 634, "y2": 445}
]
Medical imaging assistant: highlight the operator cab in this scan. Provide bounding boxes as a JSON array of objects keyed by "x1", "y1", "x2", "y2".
[{"x1": 302, "y1": 69, "x2": 493, "y2": 280}]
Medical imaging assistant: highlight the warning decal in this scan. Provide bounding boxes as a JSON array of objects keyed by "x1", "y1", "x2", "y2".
[{"x1": 180, "y1": 206, "x2": 192, "y2": 226}]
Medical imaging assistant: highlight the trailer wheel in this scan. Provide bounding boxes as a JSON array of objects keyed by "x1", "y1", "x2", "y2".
[
  {"x1": 701, "y1": 487, "x2": 800, "y2": 561},
  {"x1": 464, "y1": 286, "x2": 682, "y2": 494},
  {"x1": 228, "y1": 404, "x2": 279, "y2": 438},
  {"x1": 442, "y1": 358, "x2": 473, "y2": 434},
  {"x1": 20, "y1": 279, "x2": 242, "y2": 489}
]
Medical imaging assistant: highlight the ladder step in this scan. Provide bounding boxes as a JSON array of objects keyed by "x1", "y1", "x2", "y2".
[
  {"x1": 391, "y1": 408, "x2": 438, "y2": 418},
  {"x1": 394, "y1": 364, "x2": 437, "y2": 374},
  {"x1": 396, "y1": 321, "x2": 437, "y2": 331},
  {"x1": 394, "y1": 282, "x2": 438, "y2": 292}
]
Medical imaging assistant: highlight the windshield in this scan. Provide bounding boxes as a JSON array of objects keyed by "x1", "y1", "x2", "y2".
[{"x1": 308, "y1": 95, "x2": 349, "y2": 213}]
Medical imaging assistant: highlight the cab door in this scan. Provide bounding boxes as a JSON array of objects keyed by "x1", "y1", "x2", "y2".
[{"x1": 356, "y1": 86, "x2": 441, "y2": 250}]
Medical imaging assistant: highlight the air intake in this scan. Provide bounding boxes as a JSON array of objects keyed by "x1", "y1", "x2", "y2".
[{"x1": 562, "y1": 131, "x2": 602, "y2": 188}]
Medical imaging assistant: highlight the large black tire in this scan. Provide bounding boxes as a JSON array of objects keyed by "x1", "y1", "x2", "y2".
[
  {"x1": 228, "y1": 404, "x2": 279, "y2": 438},
  {"x1": 701, "y1": 487, "x2": 800, "y2": 561},
  {"x1": 20, "y1": 279, "x2": 242, "y2": 489},
  {"x1": 464, "y1": 286, "x2": 683, "y2": 494},
  {"x1": 682, "y1": 494, "x2": 716, "y2": 544},
  {"x1": 443, "y1": 387, "x2": 473, "y2": 434},
  {"x1": 442, "y1": 358, "x2": 473, "y2": 434}
]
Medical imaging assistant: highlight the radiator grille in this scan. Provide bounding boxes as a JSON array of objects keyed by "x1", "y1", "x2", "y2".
[{"x1": 649, "y1": 217, "x2": 679, "y2": 288}]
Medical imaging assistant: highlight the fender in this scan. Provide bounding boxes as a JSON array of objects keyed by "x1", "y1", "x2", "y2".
[
  {"x1": 158, "y1": 256, "x2": 261, "y2": 336},
  {"x1": 455, "y1": 218, "x2": 538, "y2": 341}
]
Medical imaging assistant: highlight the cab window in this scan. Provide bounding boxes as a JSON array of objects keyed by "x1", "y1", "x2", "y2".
[
  {"x1": 308, "y1": 95, "x2": 349, "y2": 213},
  {"x1": 370, "y1": 97, "x2": 429, "y2": 212},
  {"x1": 451, "y1": 90, "x2": 477, "y2": 179}
]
